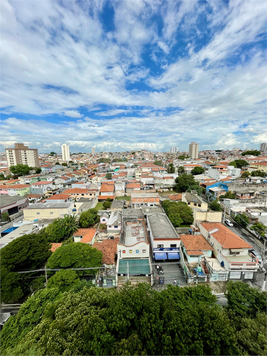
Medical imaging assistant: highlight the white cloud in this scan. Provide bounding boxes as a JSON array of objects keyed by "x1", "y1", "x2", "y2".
[{"x1": 63, "y1": 110, "x2": 84, "y2": 118}]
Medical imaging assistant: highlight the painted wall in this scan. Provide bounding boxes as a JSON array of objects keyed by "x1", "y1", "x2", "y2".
[
  {"x1": 117, "y1": 241, "x2": 150, "y2": 259},
  {"x1": 23, "y1": 206, "x2": 72, "y2": 221}
]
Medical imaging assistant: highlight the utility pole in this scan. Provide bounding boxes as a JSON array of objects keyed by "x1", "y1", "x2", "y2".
[
  {"x1": 45, "y1": 264, "x2": 48, "y2": 286},
  {"x1": 127, "y1": 261, "x2": 129, "y2": 281}
]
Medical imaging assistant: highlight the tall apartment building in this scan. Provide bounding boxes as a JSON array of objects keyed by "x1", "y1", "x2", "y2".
[
  {"x1": 92, "y1": 147, "x2": 95, "y2": 154},
  {"x1": 170, "y1": 146, "x2": 178, "y2": 153},
  {"x1": 260, "y1": 143, "x2": 267, "y2": 153},
  {"x1": 61, "y1": 143, "x2": 70, "y2": 161},
  {"x1": 189, "y1": 142, "x2": 199, "y2": 159},
  {"x1": 5, "y1": 143, "x2": 40, "y2": 168}
]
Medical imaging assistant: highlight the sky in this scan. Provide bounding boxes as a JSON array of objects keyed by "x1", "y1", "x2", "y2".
[{"x1": 0, "y1": 0, "x2": 266, "y2": 153}]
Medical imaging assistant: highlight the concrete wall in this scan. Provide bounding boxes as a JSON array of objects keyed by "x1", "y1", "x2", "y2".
[
  {"x1": 24, "y1": 206, "x2": 72, "y2": 221},
  {"x1": 117, "y1": 242, "x2": 149, "y2": 259},
  {"x1": 194, "y1": 210, "x2": 222, "y2": 223}
]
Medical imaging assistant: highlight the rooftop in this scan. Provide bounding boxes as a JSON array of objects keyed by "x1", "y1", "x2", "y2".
[
  {"x1": 118, "y1": 258, "x2": 150, "y2": 275},
  {"x1": 26, "y1": 202, "x2": 72, "y2": 209},
  {"x1": 200, "y1": 222, "x2": 252, "y2": 249},
  {"x1": 121, "y1": 220, "x2": 147, "y2": 246},
  {"x1": 181, "y1": 234, "x2": 213, "y2": 254},
  {"x1": 0, "y1": 195, "x2": 28, "y2": 209},
  {"x1": 147, "y1": 213, "x2": 179, "y2": 240}
]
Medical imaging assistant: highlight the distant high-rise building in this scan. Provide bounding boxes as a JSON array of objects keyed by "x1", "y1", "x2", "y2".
[
  {"x1": 61, "y1": 143, "x2": 70, "y2": 161},
  {"x1": 92, "y1": 147, "x2": 95, "y2": 154},
  {"x1": 5, "y1": 143, "x2": 40, "y2": 168},
  {"x1": 170, "y1": 146, "x2": 178, "y2": 153},
  {"x1": 260, "y1": 143, "x2": 267, "y2": 153},
  {"x1": 189, "y1": 142, "x2": 199, "y2": 159}
]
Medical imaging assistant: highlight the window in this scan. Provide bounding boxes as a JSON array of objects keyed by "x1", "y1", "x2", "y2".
[
  {"x1": 194, "y1": 203, "x2": 197, "y2": 206},
  {"x1": 82, "y1": 194, "x2": 84, "y2": 196},
  {"x1": 50, "y1": 212, "x2": 53, "y2": 214},
  {"x1": 114, "y1": 226, "x2": 118, "y2": 228},
  {"x1": 170, "y1": 244, "x2": 177, "y2": 248},
  {"x1": 102, "y1": 219, "x2": 105, "y2": 221},
  {"x1": 157, "y1": 244, "x2": 164, "y2": 248},
  {"x1": 36, "y1": 212, "x2": 40, "y2": 215},
  {"x1": 122, "y1": 250, "x2": 126, "y2": 253},
  {"x1": 142, "y1": 249, "x2": 146, "y2": 253},
  {"x1": 129, "y1": 250, "x2": 132, "y2": 253},
  {"x1": 136, "y1": 250, "x2": 139, "y2": 253}
]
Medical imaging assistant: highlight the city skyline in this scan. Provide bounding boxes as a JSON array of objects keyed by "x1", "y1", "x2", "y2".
[{"x1": 0, "y1": 0, "x2": 266, "y2": 153}]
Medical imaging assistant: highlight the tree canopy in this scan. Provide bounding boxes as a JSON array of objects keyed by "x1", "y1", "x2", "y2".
[
  {"x1": 79, "y1": 208, "x2": 99, "y2": 228},
  {"x1": 234, "y1": 213, "x2": 249, "y2": 228},
  {"x1": 46, "y1": 215, "x2": 79, "y2": 243},
  {"x1": 46, "y1": 242, "x2": 102, "y2": 276},
  {"x1": 241, "y1": 171, "x2": 250, "y2": 178},
  {"x1": 229, "y1": 160, "x2": 249, "y2": 168},
  {"x1": 174, "y1": 173, "x2": 197, "y2": 192},
  {"x1": 167, "y1": 163, "x2": 175, "y2": 173},
  {"x1": 251, "y1": 170, "x2": 266, "y2": 177},
  {"x1": 0, "y1": 232, "x2": 52, "y2": 303},
  {"x1": 177, "y1": 166, "x2": 185, "y2": 174},
  {"x1": 1, "y1": 283, "x2": 242, "y2": 356},
  {"x1": 9, "y1": 164, "x2": 31, "y2": 176},
  {"x1": 241, "y1": 150, "x2": 260, "y2": 156},
  {"x1": 191, "y1": 166, "x2": 205, "y2": 175},
  {"x1": 250, "y1": 222, "x2": 266, "y2": 238},
  {"x1": 209, "y1": 200, "x2": 222, "y2": 211},
  {"x1": 47, "y1": 270, "x2": 80, "y2": 291},
  {"x1": 153, "y1": 160, "x2": 163, "y2": 166},
  {"x1": 162, "y1": 200, "x2": 193, "y2": 226},
  {"x1": 106, "y1": 172, "x2": 112, "y2": 179}
]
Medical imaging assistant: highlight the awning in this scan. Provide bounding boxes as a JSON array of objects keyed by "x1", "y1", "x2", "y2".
[
  {"x1": 168, "y1": 252, "x2": 180, "y2": 260},
  {"x1": 154, "y1": 252, "x2": 167, "y2": 260}
]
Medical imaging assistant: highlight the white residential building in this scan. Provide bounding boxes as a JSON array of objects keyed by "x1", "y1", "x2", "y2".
[
  {"x1": 61, "y1": 143, "x2": 70, "y2": 161},
  {"x1": 189, "y1": 142, "x2": 199, "y2": 159}
]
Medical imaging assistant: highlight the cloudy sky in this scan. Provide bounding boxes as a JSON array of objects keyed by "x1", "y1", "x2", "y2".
[{"x1": 0, "y1": 0, "x2": 266, "y2": 153}]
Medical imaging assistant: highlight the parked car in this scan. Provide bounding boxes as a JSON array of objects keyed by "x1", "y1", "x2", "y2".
[
  {"x1": 249, "y1": 249, "x2": 262, "y2": 264},
  {"x1": 225, "y1": 219, "x2": 234, "y2": 227}
]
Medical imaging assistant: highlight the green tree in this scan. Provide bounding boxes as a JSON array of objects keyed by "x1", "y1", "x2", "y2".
[
  {"x1": 1, "y1": 284, "x2": 240, "y2": 356},
  {"x1": 106, "y1": 172, "x2": 112, "y2": 179},
  {"x1": 226, "y1": 281, "x2": 267, "y2": 318},
  {"x1": 219, "y1": 190, "x2": 236, "y2": 200},
  {"x1": 174, "y1": 173, "x2": 196, "y2": 192},
  {"x1": 236, "y1": 313, "x2": 267, "y2": 356},
  {"x1": 178, "y1": 155, "x2": 186, "y2": 160},
  {"x1": 241, "y1": 150, "x2": 261, "y2": 156},
  {"x1": 250, "y1": 222, "x2": 266, "y2": 238},
  {"x1": 191, "y1": 166, "x2": 205, "y2": 175},
  {"x1": 162, "y1": 201, "x2": 193, "y2": 226},
  {"x1": 167, "y1": 163, "x2": 175, "y2": 173},
  {"x1": 79, "y1": 208, "x2": 99, "y2": 228},
  {"x1": 154, "y1": 160, "x2": 163, "y2": 166},
  {"x1": 103, "y1": 198, "x2": 112, "y2": 209},
  {"x1": 46, "y1": 243, "x2": 102, "y2": 276},
  {"x1": 49, "y1": 151, "x2": 56, "y2": 156},
  {"x1": 9, "y1": 164, "x2": 30, "y2": 176},
  {"x1": 46, "y1": 215, "x2": 78, "y2": 243},
  {"x1": 241, "y1": 171, "x2": 250, "y2": 178},
  {"x1": 229, "y1": 160, "x2": 249, "y2": 169},
  {"x1": 1, "y1": 211, "x2": 10, "y2": 221},
  {"x1": 177, "y1": 166, "x2": 185, "y2": 174},
  {"x1": 55, "y1": 162, "x2": 60, "y2": 165},
  {"x1": 188, "y1": 184, "x2": 205, "y2": 195},
  {"x1": 234, "y1": 213, "x2": 249, "y2": 228},
  {"x1": 61, "y1": 162, "x2": 68, "y2": 166},
  {"x1": 251, "y1": 170, "x2": 265, "y2": 177},
  {"x1": 47, "y1": 270, "x2": 80, "y2": 291},
  {"x1": 0, "y1": 173, "x2": 6, "y2": 180},
  {"x1": 35, "y1": 167, "x2": 41, "y2": 174},
  {"x1": 0, "y1": 232, "x2": 52, "y2": 303},
  {"x1": 209, "y1": 200, "x2": 222, "y2": 211}
]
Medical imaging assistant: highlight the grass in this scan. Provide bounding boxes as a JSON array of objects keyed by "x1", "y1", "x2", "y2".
[
  {"x1": 115, "y1": 196, "x2": 131, "y2": 201},
  {"x1": 158, "y1": 190, "x2": 176, "y2": 196},
  {"x1": 95, "y1": 202, "x2": 104, "y2": 211}
]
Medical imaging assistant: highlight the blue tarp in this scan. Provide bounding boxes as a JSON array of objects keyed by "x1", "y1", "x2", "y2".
[
  {"x1": 1, "y1": 227, "x2": 18, "y2": 234},
  {"x1": 154, "y1": 252, "x2": 167, "y2": 260},
  {"x1": 168, "y1": 252, "x2": 180, "y2": 260},
  {"x1": 194, "y1": 268, "x2": 205, "y2": 276}
]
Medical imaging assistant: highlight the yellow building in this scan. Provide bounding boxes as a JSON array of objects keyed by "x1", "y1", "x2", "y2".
[
  {"x1": 249, "y1": 162, "x2": 267, "y2": 173},
  {"x1": 23, "y1": 202, "x2": 74, "y2": 221}
]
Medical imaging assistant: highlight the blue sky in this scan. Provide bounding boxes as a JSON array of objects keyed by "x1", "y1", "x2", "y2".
[{"x1": 0, "y1": 0, "x2": 266, "y2": 153}]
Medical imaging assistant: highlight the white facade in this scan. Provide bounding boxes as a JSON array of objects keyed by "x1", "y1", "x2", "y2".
[
  {"x1": 170, "y1": 146, "x2": 178, "y2": 153},
  {"x1": 92, "y1": 147, "x2": 95, "y2": 154},
  {"x1": 189, "y1": 142, "x2": 199, "y2": 159},
  {"x1": 260, "y1": 143, "x2": 267, "y2": 152},
  {"x1": 6, "y1": 143, "x2": 39, "y2": 168},
  {"x1": 61, "y1": 143, "x2": 70, "y2": 161}
]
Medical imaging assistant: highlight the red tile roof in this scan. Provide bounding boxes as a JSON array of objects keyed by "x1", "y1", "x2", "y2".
[
  {"x1": 75, "y1": 228, "x2": 97, "y2": 243},
  {"x1": 50, "y1": 243, "x2": 62, "y2": 252},
  {"x1": 98, "y1": 195, "x2": 115, "y2": 200},
  {"x1": 93, "y1": 237, "x2": 119, "y2": 264},
  {"x1": 168, "y1": 193, "x2": 182, "y2": 201},
  {"x1": 181, "y1": 234, "x2": 213, "y2": 254},
  {"x1": 31, "y1": 181, "x2": 52, "y2": 186},
  {"x1": 200, "y1": 222, "x2": 252, "y2": 249}
]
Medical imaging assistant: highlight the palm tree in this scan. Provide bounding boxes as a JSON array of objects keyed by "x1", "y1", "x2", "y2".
[{"x1": 62, "y1": 214, "x2": 79, "y2": 238}]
